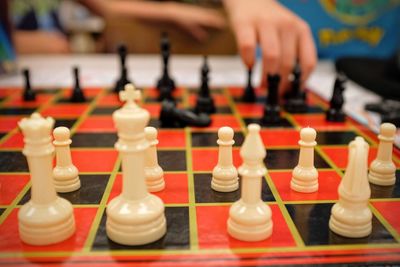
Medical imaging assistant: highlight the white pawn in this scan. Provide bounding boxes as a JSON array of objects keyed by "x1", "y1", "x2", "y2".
[
  {"x1": 53, "y1": 127, "x2": 81, "y2": 192},
  {"x1": 329, "y1": 136, "x2": 372, "y2": 238},
  {"x1": 227, "y1": 124, "x2": 273, "y2": 242},
  {"x1": 290, "y1": 127, "x2": 318, "y2": 193},
  {"x1": 145, "y1": 126, "x2": 165, "y2": 192},
  {"x1": 211, "y1": 126, "x2": 239, "y2": 192},
  {"x1": 18, "y1": 113, "x2": 75, "y2": 245},
  {"x1": 369, "y1": 123, "x2": 397, "y2": 186}
]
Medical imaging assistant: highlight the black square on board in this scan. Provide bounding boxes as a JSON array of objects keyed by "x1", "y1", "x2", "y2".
[
  {"x1": 316, "y1": 131, "x2": 358, "y2": 145},
  {"x1": 145, "y1": 97, "x2": 182, "y2": 104},
  {"x1": 91, "y1": 107, "x2": 119, "y2": 115},
  {"x1": 194, "y1": 173, "x2": 274, "y2": 203},
  {"x1": 149, "y1": 118, "x2": 161, "y2": 128},
  {"x1": 36, "y1": 89, "x2": 60, "y2": 94},
  {"x1": 0, "y1": 151, "x2": 28, "y2": 172},
  {"x1": 266, "y1": 149, "x2": 330, "y2": 170},
  {"x1": 0, "y1": 108, "x2": 36, "y2": 115},
  {"x1": 159, "y1": 150, "x2": 187, "y2": 171},
  {"x1": 215, "y1": 106, "x2": 232, "y2": 114},
  {"x1": 243, "y1": 117, "x2": 294, "y2": 128},
  {"x1": 191, "y1": 132, "x2": 244, "y2": 147},
  {"x1": 0, "y1": 133, "x2": 6, "y2": 140},
  {"x1": 55, "y1": 119, "x2": 77, "y2": 129},
  {"x1": 371, "y1": 170, "x2": 400, "y2": 199},
  {"x1": 286, "y1": 203, "x2": 396, "y2": 246},
  {"x1": 58, "y1": 97, "x2": 93, "y2": 103},
  {"x1": 92, "y1": 207, "x2": 189, "y2": 250},
  {"x1": 0, "y1": 209, "x2": 4, "y2": 216},
  {"x1": 285, "y1": 105, "x2": 324, "y2": 114},
  {"x1": 71, "y1": 133, "x2": 117, "y2": 147},
  {"x1": 19, "y1": 174, "x2": 110, "y2": 205}
]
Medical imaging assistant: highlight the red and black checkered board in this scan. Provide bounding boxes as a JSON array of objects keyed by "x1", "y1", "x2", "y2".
[{"x1": 0, "y1": 86, "x2": 399, "y2": 266}]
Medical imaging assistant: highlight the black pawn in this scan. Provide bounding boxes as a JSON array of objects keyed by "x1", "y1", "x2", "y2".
[
  {"x1": 159, "y1": 100, "x2": 211, "y2": 128},
  {"x1": 326, "y1": 73, "x2": 346, "y2": 122},
  {"x1": 156, "y1": 32, "x2": 175, "y2": 97},
  {"x1": 241, "y1": 68, "x2": 256, "y2": 102},
  {"x1": 70, "y1": 67, "x2": 86, "y2": 103},
  {"x1": 22, "y1": 68, "x2": 36, "y2": 101},
  {"x1": 262, "y1": 74, "x2": 281, "y2": 124},
  {"x1": 194, "y1": 56, "x2": 216, "y2": 114},
  {"x1": 284, "y1": 64, "x2": 307, "y2": 113},
  {"x1": 114, "y1": 44, "x2": 131, "y2": 93}
]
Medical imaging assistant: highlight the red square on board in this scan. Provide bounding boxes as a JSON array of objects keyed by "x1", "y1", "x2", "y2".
[
  {"x1": 143, "y1": 103, "x2": 161, "y2": 117},
  {"x1": 192, "y1": 115, "x2": 240, "y2": 130},
  {"x1": 72, "y1": 149, "x2": 118, "y2": 172},
  {"x1": 188, "y1": 94, "x2": 228, "y2": 106},
  {"x1": 236, "y1": 103, "x2": 264, "y2": 117},
  {"x1": 4, "y1": 94, "x2": 53, "y2": 107},
  {"x1": 321, "y1": 147, "x2": 398, "y2": 169},
  {"x1": 61, "y1": 88, "x2": 102, "y2": 97},
  {"x1": 270, "y1": 170, "x2": 341, "y2": 201},
  {"x1": 97, "y1": 94, "x2": 121, "y2": 106},
  {"x1": 42, "y1": 104, "x2": 88, "y2": 117},
  {"x1": 0, "y1": 174, "x2": 30, "y2": 205},
  {"x1": 192, "y1": 149, "x2": 242, "y2": 171},
  {"x1": 228, "y1": 87, "x2": 265, "y2": 98},
  {"x1": 260, "y1": 129, "x2": 299, "y2": 147},
  {"x1": 196, "y1": 205, "x2": 296, "y2": 249},
  {"x1": 0, "y1": 207, "x2": 96, "y2": 252},
  {"x1": 108, "y1": 173, "x2": 188, "y2": 204},
  {"x1": 77, "y1": 116, "x2": 116, "y2": 133},
  {"x1": 158, "y1": 130, "x2": 185, "y2": 148},
  {"x1": 372, "y1": 201, "x2": 400, "y2": 234},
  {"x1": 0, "y1": 132, "x2": 23, "y2": 148},
  {"x1": 292, "y1": 114, "x2": 349, "y2": 130},
  {"x1": 0, "y1": 116, "x2": 21, "y2": 131},
  {"x1": 0, "y1": 88, "x2": 18, "y2": 98}
]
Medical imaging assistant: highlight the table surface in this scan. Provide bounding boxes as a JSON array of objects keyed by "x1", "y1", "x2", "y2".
[{"x1": 0, "y1": 55, "x2": 397, "y2": 146}]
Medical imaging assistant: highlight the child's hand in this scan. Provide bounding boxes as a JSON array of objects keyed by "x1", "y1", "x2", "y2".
[{"x1": 224, "y1": 0, "x2": 317, "y2": 94}]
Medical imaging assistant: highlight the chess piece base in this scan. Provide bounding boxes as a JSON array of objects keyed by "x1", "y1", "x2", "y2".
[
  {"x1": 285, "y1": 97, "x2": 308, "y2": 113},
  {"x1": 211, "y1": 166, "x2": 239, "y2": 192},
  {"x1": 262, "y1": 105, "x2": 281, "y2": 124},
  {"x1": 18, "y1": 197, "x2": 75, "y2": 245},
  {"x1": 53, "y1": 166, "x2": 81, "y2": 193},
  {"x1": 329, "y1": 203, "x2": 372, "y2": 238},
  {"x1": 70, "y1": 89, "x2": 86, "y2": 103},
  {"x1": 326, "y1": 109, "x2": 345, "y2": 122},
  {"x1": 23, "y1": 91, "x2": 36, "y2": 102},
  {"x1": 368, "y1": 160, "x2": 396, "y2": 186},
  {"x1": 227, "y1": 200, "x2": 273, "y2": 242},
  {"x1": 290, "y1": 167, "x2": 319, "y2": 193},
  {"x1": 195, "y1": 96, "x2": 216, "y2": 114},
  {"x1": 145, "y1": 166, "x2": 165, "y2": 192},
  {"x1": 241, "y1": 86, "x2": 256, "y2": 103},
  {"x1": 106, "y1": 194, "x2": 166, "y2": 245}
]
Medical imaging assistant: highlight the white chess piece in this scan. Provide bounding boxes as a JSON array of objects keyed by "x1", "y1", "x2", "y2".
[
  {"x1": 145, "y1": 126, "x2": 165, "y2": 192},
  {"x1": 18, "y1": 113, "x2": 75, "y2": 245},
  {"x1": 53, "y1": 126, "x2": 81, "y2": 192},
  {"x1": 290, "y1": 127, "x2": 319, "y2": 193},
  {"x1": 369, "y1": 123, "x2": 397, "y2": 186},
  {"x1": 227, "y1": 124, "x2": 273, "y2": 241},
  {"x1": 329, "y1": 136, "x2": 372, "y2": 238},
  {"x1": 211, "y1": 126, "x2": 239, "y2": 192},
  {"x1": 106, "y1": 84, "x2": 166, "y2": 245}
]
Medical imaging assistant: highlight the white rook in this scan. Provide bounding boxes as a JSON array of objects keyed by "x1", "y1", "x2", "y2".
[
  {"x1": 18, "y1": 113, "x2": 75, "y2": 245},
  {"x1": 106, "y1": 84, "x2": 166, "y2": 245}
]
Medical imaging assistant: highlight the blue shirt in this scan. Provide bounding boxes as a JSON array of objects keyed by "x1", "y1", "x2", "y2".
[{"x1": 280, "y1": 0, "x2": 400, "y2": 59}]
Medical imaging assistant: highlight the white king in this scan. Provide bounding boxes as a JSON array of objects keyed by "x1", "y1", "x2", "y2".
[
  {"x1": 18, "y1": 113, "x2": 75, "y2": 245},
  {"x1": 106, "y1": 84, "x2": 167, "y2": 245}
]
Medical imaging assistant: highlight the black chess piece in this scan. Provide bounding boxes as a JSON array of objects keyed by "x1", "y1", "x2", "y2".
[
  {"x1": 114, "y1": 44, "x2": 131, "y2": 93},
  {"x1": 159, "y1": 100, "x2": 211, "y2": 128},
  {"x1": 70, "y1": 66, "x2": 86, "y2": 103},
  {"x1": 365, "y1": 99, "x2": 400, "y2": 128},
  {"x1": 326, "y1": 73, "x2": 346, "y2": 122},
  {"x1": 156, "y1": 32, "x2": 175, "y2": 97},
  {"x1": 262, "y1": 74, "x2": 281, "y2": 124},
  {"x1": 22, "y1": 68, "x2": 36, "y2": 101},
  {"x1": 284, "y1": 64, "x2": 307, "y2": 113},
  {"x1": 194, "y1": 56, "x2": 216, "y2": 114},
  {"x1": 241, "y1": 68, "x2": 256, "y2": 102}
]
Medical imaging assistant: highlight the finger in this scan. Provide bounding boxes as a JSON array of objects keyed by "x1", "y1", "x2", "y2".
[
  {"x1": 196, "y1": 9, "x2": 227, "y2": 29},
  {"x1": 258, "y1": 23, "x2": 280, "y2": 79},
  {"x1": 232, "y1": 21, "x2": 256, "y2": 68},
  {"x1": 179, "y1": 23, "x2": 209, "y2": 42},
  {"x1": 297, "y1": 21, "x2": 317, "y2": 84},
  {"x1": 279, "y1": 28, "x2": 297, "y2": 97}
]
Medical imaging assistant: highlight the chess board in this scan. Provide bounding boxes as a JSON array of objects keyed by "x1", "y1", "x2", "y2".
[{"x1": 0, "y1": 86, "x2": 399, "y2": 266}]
